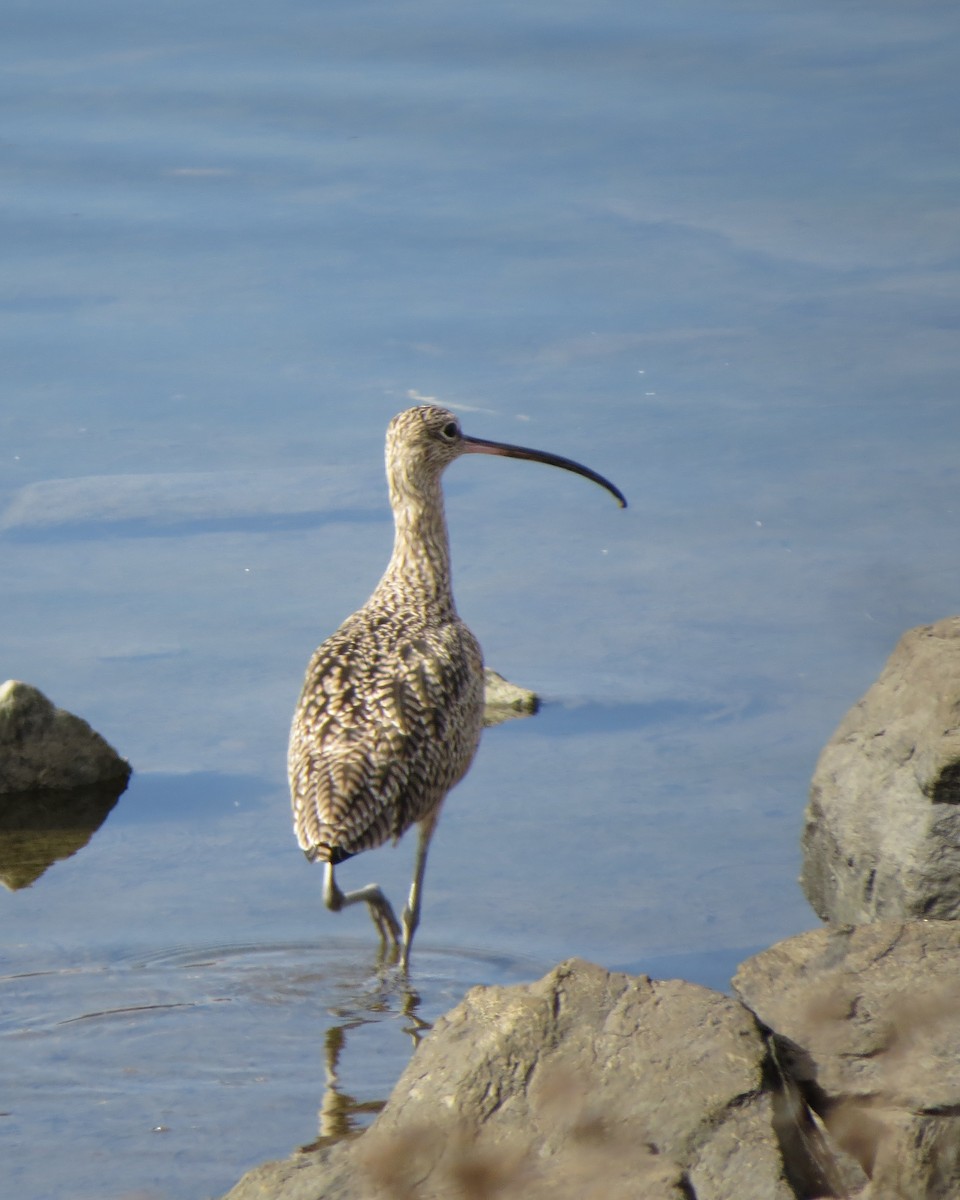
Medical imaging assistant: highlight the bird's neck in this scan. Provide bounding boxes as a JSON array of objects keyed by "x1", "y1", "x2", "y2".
[{"x1": 377, "y1": 477, "x2": 457, "y2": 617}]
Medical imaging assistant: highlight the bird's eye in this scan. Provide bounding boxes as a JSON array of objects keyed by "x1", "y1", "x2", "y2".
[{"x1": 441, "y1": 421, "x2": 459, "y2": 440}]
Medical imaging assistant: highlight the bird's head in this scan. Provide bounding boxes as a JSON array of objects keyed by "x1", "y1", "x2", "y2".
[
  {"x1": 386, "y1": 406, "x2": 467, "y2": 481},
  {"x1": 385, "y1": 404, "x2": 627, "y2": 508}
]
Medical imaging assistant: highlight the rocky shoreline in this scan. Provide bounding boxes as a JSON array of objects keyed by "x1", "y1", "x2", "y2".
[
  {"x1": 6, "y1": 617, "x2": 960, "y2": 1197},
  {"x1": 220, "y1": 617, "x2": 960, "y2": 1199},
  {"x1": 222, "y1": 921, "x2": 960, "y2": 1200}
]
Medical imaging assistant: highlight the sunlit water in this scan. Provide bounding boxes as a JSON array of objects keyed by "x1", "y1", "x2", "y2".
[
  {"x1": 2, "y1": 934, "x2": 544, "y2": 1200},
  {"x1": 3, "y1": 1, "x2": 959, "y2": 1197}
]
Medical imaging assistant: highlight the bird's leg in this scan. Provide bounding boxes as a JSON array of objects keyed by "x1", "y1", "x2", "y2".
[
  {"x1": 323, "y1": 862, "x2": 402, "y2": 948},
  {"x1": 400, "y1": 811, "x2": 439, "y2": 971}
]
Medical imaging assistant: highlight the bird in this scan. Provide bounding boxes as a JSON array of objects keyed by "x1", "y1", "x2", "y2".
[{"x1": 288, "y1": 404, "x2": 626, "y2": 968}]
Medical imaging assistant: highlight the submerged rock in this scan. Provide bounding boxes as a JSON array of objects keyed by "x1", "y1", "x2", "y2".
[
  {"x1": 0, "y1": 680, "x2": 130, "y2": 794},
  {"x1": 801, "y1": 617, "x2": 960, "y2": 924}
]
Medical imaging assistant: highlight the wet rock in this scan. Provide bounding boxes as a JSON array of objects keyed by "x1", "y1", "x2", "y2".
[
  {"x1": 801, "y1": 617, "x2": 960, "y2": 924},
  {"x1": 223, "y1": 958, "x2": 814, "y2": 1200},
  {"x1": 734, "y1": 920, "x2": 960, "y2": 1200},
  {"x1": 482, "y1": 668, "x2": 539, "y2": 727},
  {"x1": 0, "y1": 680, "x2": 130, "y2": 794}
]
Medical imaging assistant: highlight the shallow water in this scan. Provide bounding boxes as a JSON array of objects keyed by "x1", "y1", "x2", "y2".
[
  {"x1": 3, "y1": 1, "x2": 959, "y2": 1196},
  {"x1": 2, "y1": 936, "x2": 543, "y2": 1200}
]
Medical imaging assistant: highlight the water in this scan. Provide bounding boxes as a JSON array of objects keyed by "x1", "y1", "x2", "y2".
[{"x1": 2, "y1": 1, "x2": 959, "y2": 1196}]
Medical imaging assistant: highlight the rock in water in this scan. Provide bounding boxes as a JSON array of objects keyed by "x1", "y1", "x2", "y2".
[
  {"x1": 223, "y1": 959, "x2": 820, "y2": 1200},
  {"x1": 0, "y1": 680, "x2": 130, "y2": 794},
  {"x1": 802, "y1": 617, "x2": 960, "y2": 924},
  {"x1": 225, "y1": 940, "x2": 960, "y2": 1200},
  {"x1": 482, "y1": 668, "x2": 539, "y2": 727}
]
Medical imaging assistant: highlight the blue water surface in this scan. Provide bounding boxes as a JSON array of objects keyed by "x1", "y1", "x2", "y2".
[{"x1": 2, "y1": 1, "x2": 959, "y2": 1197}]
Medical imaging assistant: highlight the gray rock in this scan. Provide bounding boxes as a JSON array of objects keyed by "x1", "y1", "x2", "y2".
[
  {"x1": 223, "y1": 958, "x2": 815, "y2": 1200},
  {"x1": 734, "y1": 920, "x2": 960, "y2": 1200},
  {"x1": 0, "y1": 680, "x2": 130, "y2": 793},
  {"x1": 801, "y1": 617, "x2": 960, "y2": 925}
]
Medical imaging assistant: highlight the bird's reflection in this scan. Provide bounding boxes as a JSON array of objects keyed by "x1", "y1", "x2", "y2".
[
  {"x1": 304, "y1": 964, "x2": 431, "y2": 1148},
  {"x1": 0, "y1": 777, "x2": 129, "y2": 890},
  {"x1": 316, "y1": 1023, "x2": 384, "y2": 1141}
]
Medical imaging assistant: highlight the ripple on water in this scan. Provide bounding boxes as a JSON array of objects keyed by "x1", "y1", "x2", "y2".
[{"x1": 1, "y1": 937, "x2": 547, "y2": 1199}]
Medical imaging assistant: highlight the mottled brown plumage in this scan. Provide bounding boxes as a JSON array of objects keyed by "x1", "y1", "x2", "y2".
[{"x1": 289, "y1": 404, "x2": 625, "y2": 966}]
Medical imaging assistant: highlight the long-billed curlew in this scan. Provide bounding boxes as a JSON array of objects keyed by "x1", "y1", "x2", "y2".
[{"x1": 288, "y1": 405, "x2": 626, "y2": 967}]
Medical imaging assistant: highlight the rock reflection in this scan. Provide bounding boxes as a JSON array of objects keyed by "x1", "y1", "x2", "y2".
[{"x1": 0, "y1": 777, "x2": 128, "y2": 889}]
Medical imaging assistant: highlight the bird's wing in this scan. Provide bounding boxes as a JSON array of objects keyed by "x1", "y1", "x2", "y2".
[{"x1": 289, "y1": 613, "x2": 484, "y2": 860}]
